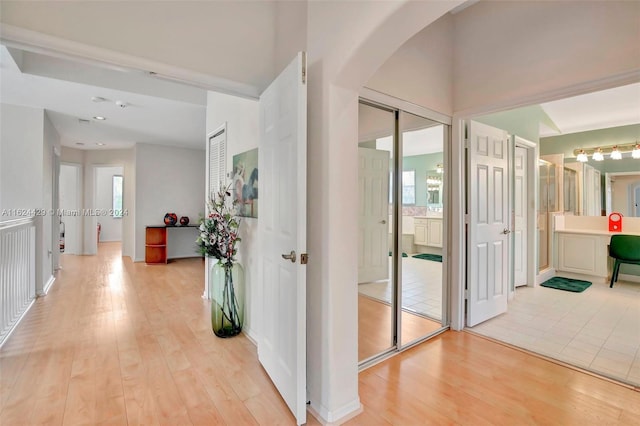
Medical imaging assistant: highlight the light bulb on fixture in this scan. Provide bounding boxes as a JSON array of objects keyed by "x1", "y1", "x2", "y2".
[
  {"x1": 436, "y1": 163, "x2": 443, "y2": 174},
  {"x1": 592, "y1": 148, "x2": 604, "y2": 161},
  {"x1": 633, "y1": 144, "x2": 640, "y2": 159},
  {"x1": 576, "y1": 150, "x2": 588, "y2": 162},
  {"x1": 610, "y1": 146, "x2": 622, "y2": 160}
]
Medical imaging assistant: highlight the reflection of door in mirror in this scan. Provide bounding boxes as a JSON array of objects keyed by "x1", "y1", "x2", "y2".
[{"x1": 563, "y1": 167, "x2": 577, "y2": 214}]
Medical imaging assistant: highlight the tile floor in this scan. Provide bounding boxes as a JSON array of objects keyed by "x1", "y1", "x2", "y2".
[
  {"x1": 469, "y1": 278, "x2": 640, "y2": 387},
  {"x1": 358, "y1": 255, "x2": 443, "y2": 321}
]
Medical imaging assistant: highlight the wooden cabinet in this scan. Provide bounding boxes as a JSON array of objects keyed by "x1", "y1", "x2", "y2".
[
  {"x1": 556, "y1": 232, "x2": 609, "y2": 278},
  {"x1": 414, "y1": 218, "x2": 427, "y2": 245},
  {"x1": 426, "y1": 218, "x2": 443, "y2": 248},
  {"x1": 414, "y1": 217, "x2": 443, "y2": 248},
  {"x1": 145, "y1": 227, "x2": 167, "y2": 264}
]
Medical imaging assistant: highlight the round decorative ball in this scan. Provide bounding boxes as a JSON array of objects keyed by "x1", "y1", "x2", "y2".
[
  {"x1": 164, "y1": 213, "x2": 177, "y2": 226},
  {"x1": 179, "y1": 216, "x2": 190, "y2": 226}
]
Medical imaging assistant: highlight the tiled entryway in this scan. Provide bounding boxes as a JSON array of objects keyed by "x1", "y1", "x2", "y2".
[
  {"x1": 469, "y1": 279, "x2": 640, "y2": 387},
  {"x1": 358, "y1": 256, "x2": 443, "y2": 321}
]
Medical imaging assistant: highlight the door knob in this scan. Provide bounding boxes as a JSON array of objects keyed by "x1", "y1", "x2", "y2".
[
  {"x1": 501, "y1": 228, "x2": 511, "y2": 235},
  {"x1": 380, "y1": 220, "x2": 387, "y2": 224},
  {"x1": 281, "y1": 250, "x2": 296, "y2": 263}
]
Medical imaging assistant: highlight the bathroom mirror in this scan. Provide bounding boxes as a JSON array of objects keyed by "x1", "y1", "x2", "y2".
[{"x1": 427, "y1": 172, "x2": 443, "y2": 208}]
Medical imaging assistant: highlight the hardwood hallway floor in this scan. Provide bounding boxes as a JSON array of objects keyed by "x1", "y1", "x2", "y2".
[{"x1": 1, "y1": 243, "x2": 639, "y2": 425}]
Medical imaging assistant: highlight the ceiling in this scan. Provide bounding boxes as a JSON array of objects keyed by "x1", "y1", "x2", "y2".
[
  {"x1": 0, "y1": 45, "x2": 206, "y2": 150},
  {"x1": 2, "y1": 40, "x2": 637, "y2": 153},
  {"x1": 539, "y1": 82, "x2": 640, "y2": 137}
]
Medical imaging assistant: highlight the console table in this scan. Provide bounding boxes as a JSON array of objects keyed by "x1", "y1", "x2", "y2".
[{"x1": 145, "y1": 225, "x2": 201, "y2": 264}]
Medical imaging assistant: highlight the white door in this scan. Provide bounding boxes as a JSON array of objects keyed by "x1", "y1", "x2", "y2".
[
  {"x1": 358, "y1": 147, "x2": 390, "y2": 283},
  {"x1": 467, "y1": 121, "x2": 509, "y2": 327},
  {"x1": 635, "y1": 184, "x2": 640, "y2": 217},
  {"x1": 258, "y1": 52, "x2": 307, "y2": 425},
  {"x1": 514, "y1": 146, "x2": 528, "y2": 287}
]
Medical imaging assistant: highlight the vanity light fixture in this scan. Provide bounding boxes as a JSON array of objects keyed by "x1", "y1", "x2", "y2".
[
  {"x1": 573, "y1": 142, "x2": 640, "y2": 162},
  {"x1": 592, "y1": 148, "x2": 604, "y2": 161},
  {"x1": 610, "y1": 146, "x2": 622, "y2": 160},
  {"x1": 576, "y1": 150, "x2": 588, "y2": 162}
]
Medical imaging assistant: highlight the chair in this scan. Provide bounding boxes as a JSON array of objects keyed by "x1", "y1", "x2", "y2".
[{"x1": 608, "y1": 234, "x2": 640, "y2": 288}]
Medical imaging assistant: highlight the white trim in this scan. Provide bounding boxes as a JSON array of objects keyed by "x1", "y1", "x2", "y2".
[
  {"x1": 42, "y1": 275, "x2": 56, "y2": 295},
  {"x1": 536, "y1": 268, "x2": 556, "y2": 285},
  {"x1": 308, "y1": 399, "x2": 363, "y2": 425},
  {"x1": 360, "y1": 87, "x2": 452, "y2": 126},
  {"x1": 0, "y1": 298, "x2": 36, "y2": 349},
  {"x1": 514, "y1": 136, "x2": 538, "y2": 289},
  {"x1": 0, "y1": 24, "x2": 260, "y2": 99},
  {"x1": 449, "y1": 118, "x2": 465, "y2": 331}
]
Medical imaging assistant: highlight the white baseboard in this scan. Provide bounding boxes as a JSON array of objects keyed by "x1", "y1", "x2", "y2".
[
  {"x1": 535, "y1": 268, "x2": 556, "y2": 285},
  {"x1": 41, "y1": 275, "x2": 56, "y2": 295},
  {"x1": 0, "y1": 297, "x2": 36, "y2": 349},
  {"x1": 308, "y1": 399, "x2": 363, "y2": 425}
]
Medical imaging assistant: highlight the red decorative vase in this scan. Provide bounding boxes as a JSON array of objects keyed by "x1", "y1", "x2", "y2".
[
  {"x1": 180, "y1": 216, "x2": 190, "y2": 226},
  {"x1": 164, "y1": 213, "x2": 178, "y2": 226}
]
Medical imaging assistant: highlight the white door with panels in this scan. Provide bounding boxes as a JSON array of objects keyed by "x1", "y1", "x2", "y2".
[
  {"x1": 358, "y1": 147, "x2": 390, "y2": 283},
  {"x1": 467, "y1": 121, "x2": 509, "y2": 327},
  {"x1": 514, "y1": 146, "x2": 528, "y2": 287},
  {"x1": 258, "y1": 52, "x2": 307, "y2": 425}
]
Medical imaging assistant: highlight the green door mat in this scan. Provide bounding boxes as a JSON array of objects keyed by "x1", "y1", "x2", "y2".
[
  {"x1": 540, "y1": 277, "x2": 591, "y2": 293},
  {"x1": 389, "y1": 251, "x2": 408, "y2": 257},
  {"x1": 412, "y1": 253, "x2": 443, "y2": 262}
]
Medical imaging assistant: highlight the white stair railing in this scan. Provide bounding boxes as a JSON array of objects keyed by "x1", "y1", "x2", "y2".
[{"x1": 0, "y1": 217, "x2": 37, "y2": 347}]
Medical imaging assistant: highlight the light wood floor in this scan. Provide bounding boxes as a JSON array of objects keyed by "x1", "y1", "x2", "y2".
[
  {"x1": 1, "y1": 242, "x2": 639, "y2": 425},
  {"x1": 358, "y1": 295, "x2": 442, "y2": 361}
]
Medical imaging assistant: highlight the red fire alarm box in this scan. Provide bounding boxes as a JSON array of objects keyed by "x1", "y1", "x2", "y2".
[{"x1": 609, "y1": 212, "x2": 623, "y2": 232}]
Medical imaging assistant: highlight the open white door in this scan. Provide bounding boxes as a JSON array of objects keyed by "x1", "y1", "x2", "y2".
[
  {"x1": 358, "y1": 147, "x2": 390, "y2": 283},
  {"x1": 258, "y1": 52, "x2": 307, "y2": 425},
  {"x1": 467, "y1": 121, "x2": 509, "y2": 327}
]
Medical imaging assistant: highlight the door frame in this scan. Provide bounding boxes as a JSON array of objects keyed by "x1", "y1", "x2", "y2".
[
  {"x1": 92, "y1": 164, "x2": 125, "y2": 253},
  {"x1": 450, "y1": 72, "x2": 639, "y2": 331},
  {"x1": 59, "y1": 162, "x2": 83, "y2": 256},
  {"x1": 513, "y1": 136, "x2": 537, "y2": 291}
]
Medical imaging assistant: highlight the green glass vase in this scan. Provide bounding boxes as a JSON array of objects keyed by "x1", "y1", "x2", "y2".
[{"x1": 209, "y1": 261, "x2": 245, "y2": 338}]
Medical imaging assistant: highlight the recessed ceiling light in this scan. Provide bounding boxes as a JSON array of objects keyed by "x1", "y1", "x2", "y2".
[
  {"x1": 93, "y1": 116, "x2": 106, "y2": 121},
  {"x1": 96, "y1": 142, "x2": 106, "y2": 146},
  {"x1": 91, "y1": 96, "x2": 107, "y2": 103},
  {"x1": 75, "y1": 142, "x2": 85, "y2": 146}
]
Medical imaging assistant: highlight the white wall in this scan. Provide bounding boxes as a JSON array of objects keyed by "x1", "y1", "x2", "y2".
[
  {"x1": 206, "y1": 91, "x2": 260, "y2": 340},
  {"x1": 452, "y1": 1, "x2": 640, "y2": 113},
  {"x1": 0, "y1": 103, "x2": 60, "y2": 292},
  {"x1": 366, "y1": 13, "x2": 454, "y2": 116},
  {"x1": 134, "y1": 143, "x2": 205, "y2": 262},
  {"x1": 42, "y1": 112, "x2": 60, "y2": 285},
  {"x1": 0, "y1": 103, "x2": 44, "y2": 216},
  {"x1": 95, "y1": 166, "x2": 123, "y2": 242}
]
